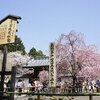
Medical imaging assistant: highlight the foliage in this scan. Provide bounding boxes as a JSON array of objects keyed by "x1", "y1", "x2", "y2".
[
  {"x1": 55, "y1": 31, "x2": 84, "y2": 76},
  {"x1": 28, "y1": 47, "x2": 45, "y2": 57},
  {"x1": 37, "y1": 50, "x2": 45, "y2": 56},
  {"x1": 54, "y1": 31, "x2": 100, "y2": 80},
  {"x1": 0, "y1": 35, "x2": 26, "y2": 55},
  {"x1": 0, "y1": 51, "x2": 30, "y2": 71},
  {"x1": 38, "y1": 68, "x2": 49, "y2": 83}
]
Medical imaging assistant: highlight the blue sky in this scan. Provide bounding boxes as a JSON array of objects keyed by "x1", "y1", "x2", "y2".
[{"x1": 0, "y1": 0, "x2": 100, "y2": 54}]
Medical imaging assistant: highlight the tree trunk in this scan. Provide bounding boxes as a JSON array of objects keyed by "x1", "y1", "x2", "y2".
[{"x1": 72, "y1": 74, "x2": 76, "y2": 93}]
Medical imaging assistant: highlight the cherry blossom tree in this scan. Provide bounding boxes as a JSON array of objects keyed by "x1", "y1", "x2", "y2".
[
  {"x1": 54, "y1": 31, "x2": 100, "y2": 92},
  {"x1": 77, "y1": 47, "x2": 100, "y2": 80},
  {"x1": 7, "y1": 51, "x2": 34, "y2": 75},
  {"x1": 7, "y1": 51, "x2": 30, "y2": 67},
  {"x1": 38, "y1": 67, "x2": 49, "y2": 83},
  {"x1": 0, "y1": 51, "x2": 33, "y2": 75}
]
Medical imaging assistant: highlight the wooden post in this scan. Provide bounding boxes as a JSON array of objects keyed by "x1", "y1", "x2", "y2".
[
  {"x1": 37, "y1": 94, "x2": 40, "y2": 100},
  {"x1": 10, "y1": 66, "x2": 16, "y2": 100},
  {"x1": 0, "y1": 45, "x2": 7, "y2": 99},
  {"x1": 89, "y1": 95, "x2": 93, "y2": 100}
]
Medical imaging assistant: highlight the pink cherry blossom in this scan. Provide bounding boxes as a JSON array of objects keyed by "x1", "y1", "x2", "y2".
[{"x1": 54, "y1": 31, "x2": 100, "y2": 80}]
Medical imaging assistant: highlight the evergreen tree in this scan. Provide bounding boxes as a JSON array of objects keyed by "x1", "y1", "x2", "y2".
[
  {"x1": 28, "y1": 47, "x2": 44, "y2": 57},
  {"x1": 28, "y1": 47, "x2": 37, "y2": 57},
  {"x1": 37, "y1": 50, "x2": 44, "y2": 56},
  {"x1": 0, "y1": 35, "x2": 26, "y2": 55}
]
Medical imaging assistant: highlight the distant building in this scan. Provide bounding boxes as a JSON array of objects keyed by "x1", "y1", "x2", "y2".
[{"x1": 22, "y1": 56, "x2": 49, "y2": 82}]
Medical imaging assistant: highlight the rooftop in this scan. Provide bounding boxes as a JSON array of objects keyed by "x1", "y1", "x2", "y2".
[
  {"x1": 0, "y1": 15, "x2": 21, "y2": 24},
  {"x1": 23, "y1": 56, "x2": 49, "y2": 67}
]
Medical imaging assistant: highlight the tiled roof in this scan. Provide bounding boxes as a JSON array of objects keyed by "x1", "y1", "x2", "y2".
[{"x1": 24, "y1": 56, "x2": 49, "y2": 67}]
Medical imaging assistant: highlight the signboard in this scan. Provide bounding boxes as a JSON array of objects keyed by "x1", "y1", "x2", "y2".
[
  {"x1": 0, "y1": 18, "x2": 17, "y2": 44},
  {"x1": 49, "y1": 43, "x2": 56, "y2": 87}
]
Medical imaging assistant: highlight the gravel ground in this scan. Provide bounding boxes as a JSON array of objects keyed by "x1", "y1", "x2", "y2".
[{"x1": 14, "y1": 95, "x2": 100, "y2": 100}]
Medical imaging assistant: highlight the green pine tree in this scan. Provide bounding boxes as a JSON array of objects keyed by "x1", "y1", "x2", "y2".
[{"x1": 0, "y1": 35, "x2": 26, "y2": 55}]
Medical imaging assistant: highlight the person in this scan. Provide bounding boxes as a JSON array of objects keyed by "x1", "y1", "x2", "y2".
[
  {"x1": 75, "y1": 81, "x2": 79, "y2": 93},
  {"x1": 4, "y1": 82, "x2": 7, "y2": 92},
  {"x1": 78, "y1": 80, "x2": 82, "y2": 93},
  {"x1": 31, "y1": 81, "x2": 35, "y2": 93},
  {"x1": 34, "y1": 79, "x2": 39, "y2": 92},
  {"x1": 42, "y1": 80, "x2": 48, "y2": 92},
  {"x1": 17, "y1": 79, "x2": 24, "y2": 95},
  {"x1": 63, "y1": 81, "x2": 68, "y2": 92},
  {"x1": 82, "y1": 79, "x2": 89, "y2": 93},
  {"x1": 56, "y1": 78, "x2": 61, "y2": 93},
  {"x1": 6, "y1": 79, "x2": 11, "y2": 92},
  {"x1": 96, "y1": 79, "x2": 100, "y2": 92},
  {"x1": 68, "y1": 82, "x2": 72, "y2": 93},
  {"x1": 92, "y1": 80, "x2": 96, "y2": 92},
  {"x1": 60, "y1": 80, "x2": 65, "y2": 93},
  {"x1": 89, "y1": 81, "x2": 93, "y2": 92},
  {"x1": 37, "y1": 81, "x2": 43, "y2": 93}
]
